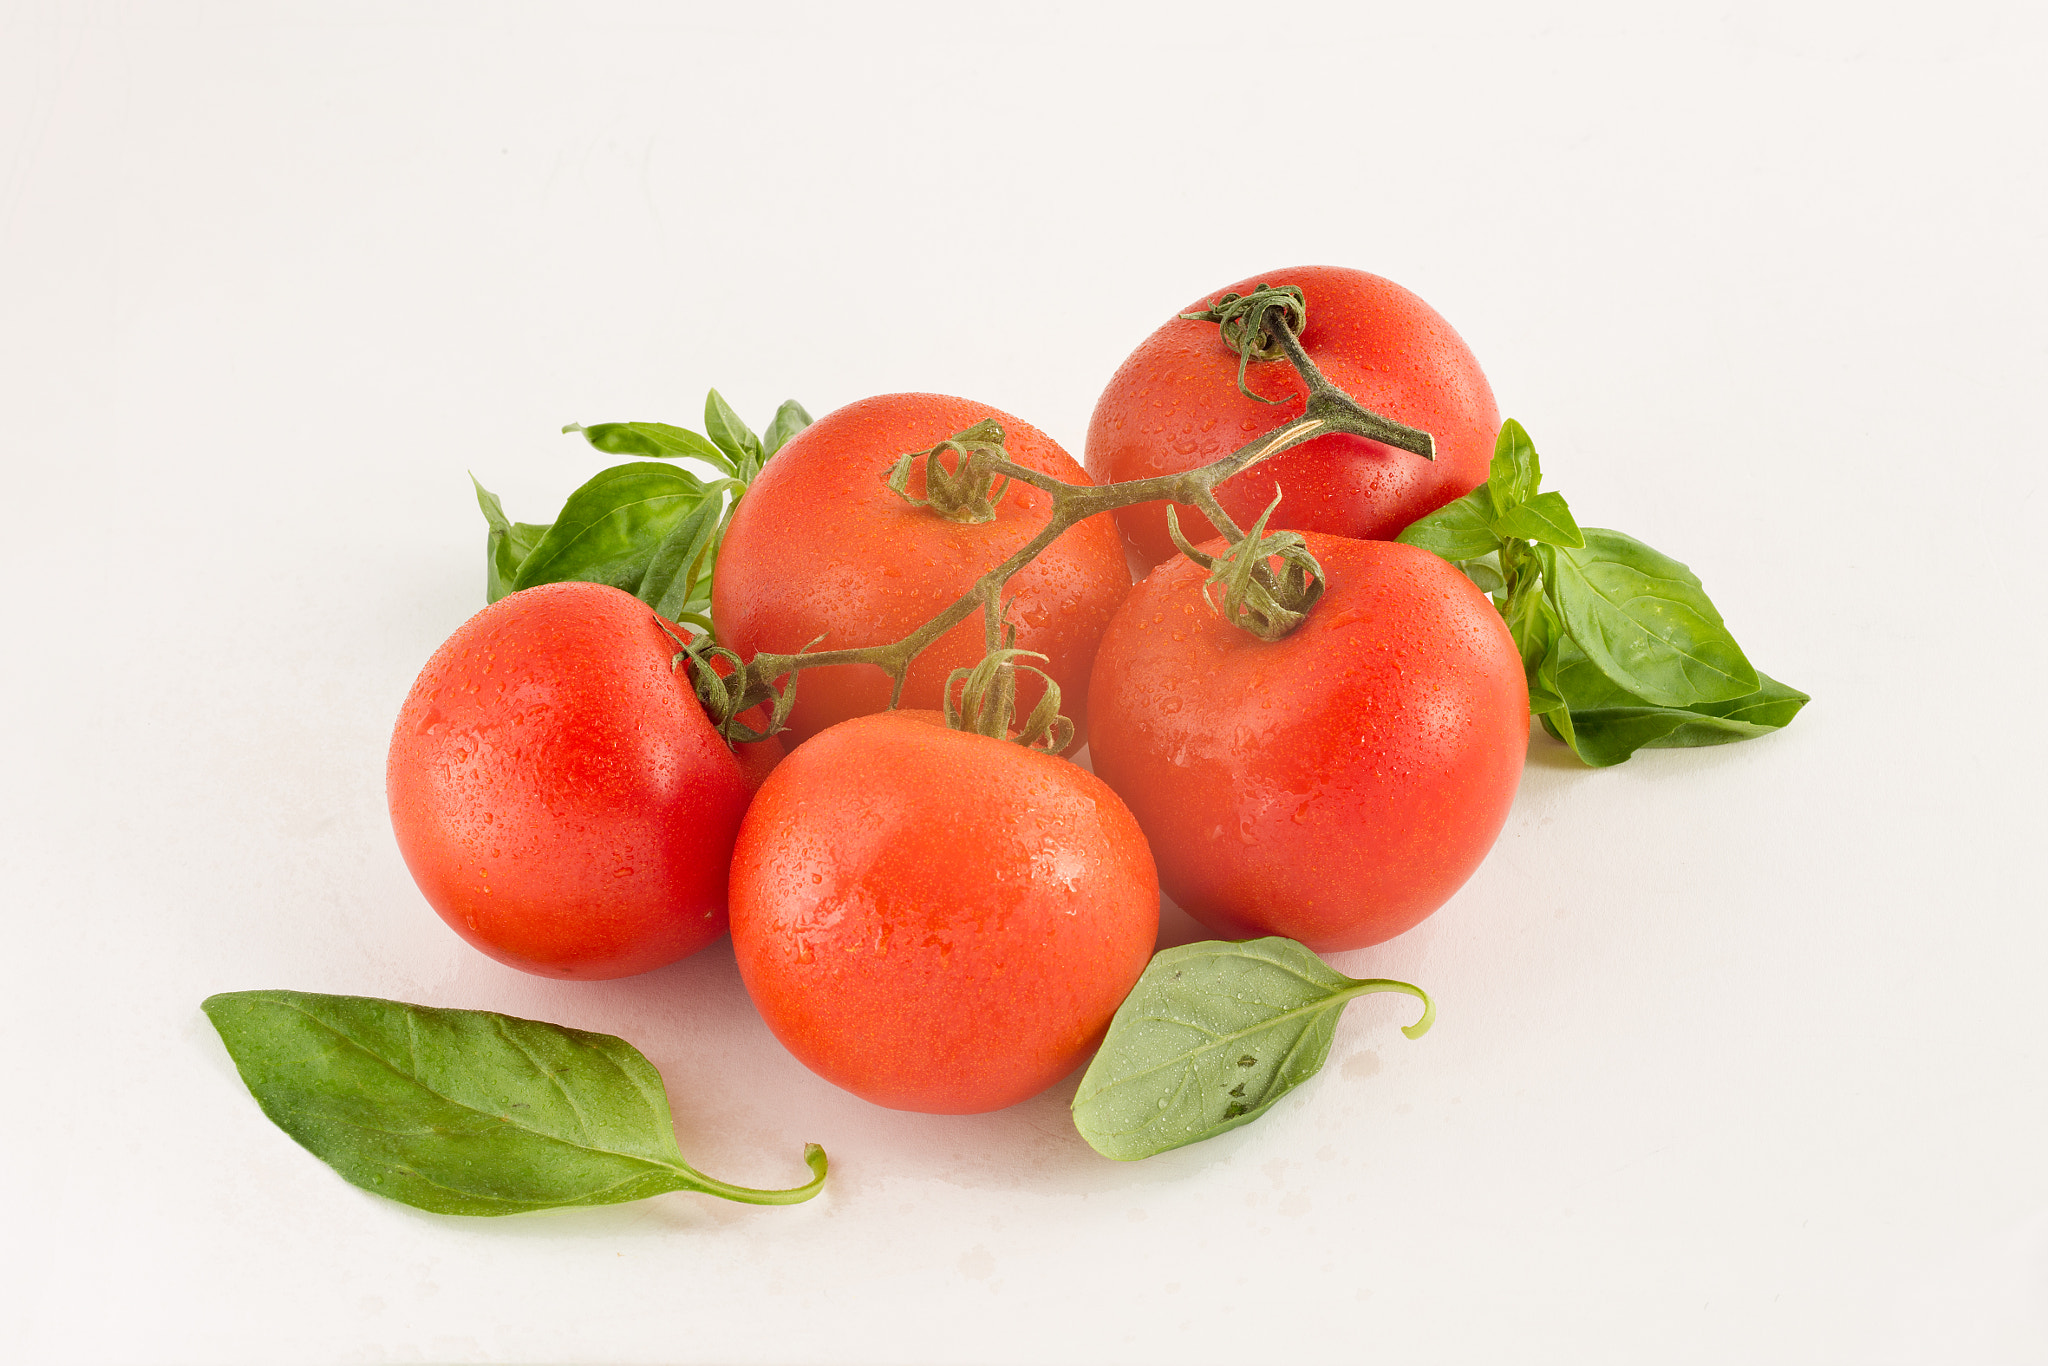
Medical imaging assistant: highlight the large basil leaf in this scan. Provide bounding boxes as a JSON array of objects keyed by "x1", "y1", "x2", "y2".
[
  {"x1": 1541, "y1": 529, "x2": 1759, "y2": 708},
  {"x1": 1542, "y1": 639, "x2": 1809, "y2": 766},
  {"x1": 1396, "y1": 487, "x2": 1501, "y2": 562},
  {"x1": 567, "y1": 420, "x2": 734, "y2": 475},
  {"x1": 203, "y1": 991, "x2": 827, "y2": 1215},
  {"x1": 1072, "y1": 939, "x2": 1432, "y2": 1162},
  {"x1": 512, "y1": 462, "x2": 711, "y2": 596},
  {"x1": 472, "y1": 476, "x2": 551, "y2": 604}
]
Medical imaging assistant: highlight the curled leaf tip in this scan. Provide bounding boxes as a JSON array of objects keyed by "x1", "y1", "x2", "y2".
[{"x1": 561, "y1": 422, "x2": 584, "y2": 435}]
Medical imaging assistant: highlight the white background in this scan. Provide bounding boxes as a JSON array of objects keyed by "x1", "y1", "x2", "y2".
[{"x1": 3, "y1": 2, "x2": 2044, "y2": 1363}]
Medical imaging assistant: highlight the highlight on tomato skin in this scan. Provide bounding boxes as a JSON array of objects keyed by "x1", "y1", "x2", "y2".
[
  {"x1": 1085, "y1": 265, "x2": 1500, "y2": 570},
  {"x1": 1085, "y1": 534, "x2": 1528, "y2": 953},
  {"x1": 387, "y1": 581, "x2": 772, "y2": 980},
  {"x1": 727, "y1": 710, "x2": 1160, "y2": 1115},
  {"x1": 710, "y1": 393, "x2": 1133, "y2": 752}
]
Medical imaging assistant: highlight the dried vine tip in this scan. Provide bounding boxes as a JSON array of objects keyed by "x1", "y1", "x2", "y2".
[
  {"x1": 882, "y1": 418, "x2": 1014, "y2": 524},
  {"x1": 1180, "y1": 284, "x2": 1309, "y2": 403},
  {"x1": 943, "y1": 647, "x2": 1074, "y2": 754},
  {"x1": 1172, "y1": 494, "x2": 1324, "y2": 642}
]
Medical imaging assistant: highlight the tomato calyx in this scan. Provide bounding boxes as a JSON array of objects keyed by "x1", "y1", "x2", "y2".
[
  {"x1": 882, "y1": 417, "x2": 1015, "y2": 523},
  {"x1": 944, "y1": 643, "x2": 1075, "y2": 754},
  {"x1": 1178, "y1": 284, "x2": 1309, "y2": 403},
  {"x1": 1181, "y1": 282, "x2": 1438, "y2": 462},
  {"x1": 666, "y1": 627, "x2": 805, "y2": 745},
  {"x1": 1165, "y1": 493, "x2": 1325, "y2": 641}
]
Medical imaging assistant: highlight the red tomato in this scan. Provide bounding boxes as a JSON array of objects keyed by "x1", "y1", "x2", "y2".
[
  {"x1": 729, "y1": 711, "x2": 1159, "y2": 1114},
  {"x1": 1086, "y1": 535, "x2": 1526, "y2": 952},
  {"x1": 387, "y1": 581, "x2": 777, "y2": 979},
  {"x1": 711, "y1": 394, "x2": 1131, "y2": 749},
  {"x1": 1086, "y1": 265, "x2": 1499, "y2": 569}
]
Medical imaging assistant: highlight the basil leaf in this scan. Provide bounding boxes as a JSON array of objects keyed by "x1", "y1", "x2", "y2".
[
  {"x1": 1491, "y1": 489, "x2": 1584, "y2": 549},
  {"x1": 472, "y1": 476, "x2": 549, "y2": 604},
  {"x1": 1459, "y1": 558, "x2": 1506, "y2": 596},
  {"x1": 568, "y1": 421, "x2": 734, "y2": 476},
  {"x1": 1487, "y1": 418, "x2": 1541, "y2": 513},
  {"x1": 1396, "y1": 488, "x2": 1501, "y2": 562},
  {"x1": 703, "y1": 389, "x2": 761, "y2": 473},
  {"x1": 1504, "y1": 578, "x2": 1567, "y2": 716},
  {"x1": 1542, "y1": 639, "x2": 1809, "y2": 766},
  {"x1": 1541, "y1": 529, "x2": 1760, "y2": 708},
  {"x1": 202, "y1": 990, "x2": 827, "y2": 1214},
  {"x1": 1072, "y1": 938, "x2": 1432, "y2": 1162},
  {"x1": 638, "y1": 489, "x2": 730, "y2": 623},
  {"x1": 759, "y1": 399, "x2": 814, "y2": 459},
  {"x1": 513, "y1": 462, "x2": 711, "y2": 596}
]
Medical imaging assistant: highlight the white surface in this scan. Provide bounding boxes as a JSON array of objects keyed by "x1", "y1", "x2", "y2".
[{"x1": 3, "y1": 3, "x2": 2044, "y2": 1363}]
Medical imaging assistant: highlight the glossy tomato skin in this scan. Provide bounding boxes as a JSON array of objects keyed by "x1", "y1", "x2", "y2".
[
  {"x1": 1086, "y1": 535, "x2": 1526, "y2": 952},
  {"x1": 711, "y1": 394, "x2": 1131, "y2": 749},
  {"x1": 1087, "y1": 265, "x2": 1499, "y2": 570},
  {"x1": 729, "y1": 711, "x2": 1159, "y2": 1114},
  {"x1": 388, "y1": 581, "x2": 776, "y2": 979}
]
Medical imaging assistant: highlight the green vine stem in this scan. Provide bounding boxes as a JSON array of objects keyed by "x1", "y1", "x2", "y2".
[{"x1": 685, "y1": 292, "x2": 1437, "y2": 745}]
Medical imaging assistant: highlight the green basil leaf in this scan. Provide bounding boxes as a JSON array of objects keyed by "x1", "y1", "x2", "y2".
[
  {"x1": 638, "y1": 489, "x2": 730, "y2": 623},
  {"x1": 1492, "y1": 489, "x2": 1584, "y2": 549},
  {"x1": 1541, "y1": 529, "x2": 1760, "y2": 708},
  {"x1": 513, "y1": 462, "x2": 711, "y2": 596},
  {"x1": 1542, "y1": 639, "x2": 1809, "y2": 766},
  {"x1": 472, "y1": 476, "x2": 550, "y2": 604},
  {"x1": 703, "y1": 389, "x2": 761, "y2": 472},
  {"x1": 1396, "y1": 488, "x2": 1502, "y2": 562},
  {"x1": 1072, "y1": 938, "x2": 1432, "y2": 1162},
  {"x1": 760, "y1": 399, "x2": 814, "y2": 459},
  {"x1": 202, "y1": 990, "x2": 827, "y2": 1215},
  {"x1": 1502, "y1": 577, "x2": 1566, "y2": 715},
  {"x1": 1487, "y1": 418, "x2": 1541, "y2": 514},
  {"x1": 568, "y1": 421, "x2": 735, "y2": 476}
]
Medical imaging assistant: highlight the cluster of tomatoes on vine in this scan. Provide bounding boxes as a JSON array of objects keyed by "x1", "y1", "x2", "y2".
[{"x1": 387, "y1": 264, "x2": 1803, "y2": 1145}]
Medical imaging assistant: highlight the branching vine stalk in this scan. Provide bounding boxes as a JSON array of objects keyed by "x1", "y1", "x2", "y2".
[{"x1": 680, "y1": 291, "x2": 1439, "y2": 747}]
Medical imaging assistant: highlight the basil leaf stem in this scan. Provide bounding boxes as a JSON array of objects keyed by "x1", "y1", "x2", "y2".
[
  {"x1": 203, "y1": 990, "x2": 827, "y2": 1215},
  {"x1": 1072, "y1": 938, "x2": 1432, "y2": 1161}
]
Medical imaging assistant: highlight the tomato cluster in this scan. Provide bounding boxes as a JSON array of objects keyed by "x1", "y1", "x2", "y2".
[{"x1": 388, "y1": 267, "x2": 1527, "y2": 1115}]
